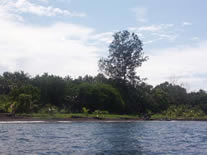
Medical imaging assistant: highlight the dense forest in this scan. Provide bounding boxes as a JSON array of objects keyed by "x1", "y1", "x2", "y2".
[{"x1": 0, "y1": 31, "x2": 207, "y2": 118}]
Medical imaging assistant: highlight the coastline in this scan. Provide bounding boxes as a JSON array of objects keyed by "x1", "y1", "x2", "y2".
[
  {"x1": 0, "y1": 117, "x2": 141, "y2": 122},
  {"x1": 1, "y1": 114, "x2": 207, "y2": 122},
  {"x1": 0, "y1": 113, "x2": 141, "y2": 122}
]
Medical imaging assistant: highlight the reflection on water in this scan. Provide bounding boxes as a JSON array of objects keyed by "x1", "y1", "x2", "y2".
[{"x1": 0, "y1": 121, "x2": 207, "y2": 154}]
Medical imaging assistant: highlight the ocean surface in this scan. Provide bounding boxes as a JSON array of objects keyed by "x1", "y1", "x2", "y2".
[{"x1": 0, "y1": 121, "x2": 207, "y2": 155}]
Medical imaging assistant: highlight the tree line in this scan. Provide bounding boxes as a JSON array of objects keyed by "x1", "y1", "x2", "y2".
[
  {"x1": 0, "y1": 31, "x2": 206, "y2": 117},
  {"x1": 0, "y1": 71, "x2": 206, "y2": 117}
]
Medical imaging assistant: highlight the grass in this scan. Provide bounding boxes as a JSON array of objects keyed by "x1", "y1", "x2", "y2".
[
  {"x1": 10, "y1": 113, "x2": 207, "y2": 121},
  {"x1": 150, "y1": 114, "x2": 207, "y2": 120},
  {"x1": 16, "y1": 113, "x2": 139, "y2": 120}
]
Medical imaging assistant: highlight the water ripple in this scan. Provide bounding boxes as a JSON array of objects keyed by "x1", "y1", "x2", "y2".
[{"x1": 0, "y1": 121, "x2": 207, "y2": 154}]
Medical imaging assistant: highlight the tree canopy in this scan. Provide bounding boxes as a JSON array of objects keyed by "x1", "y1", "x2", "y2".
[{"x1": 99, "y1": 30, "x2": 148, "y2": 84}]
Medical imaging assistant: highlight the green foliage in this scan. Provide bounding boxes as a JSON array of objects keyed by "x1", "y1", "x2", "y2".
[
  {"x1": 93, "y1": 110, "x2": 109, "y2": 115},
  {"x1": 0, "y1": 70, "x2": 207, "y2": 118},
  {"x1": 154, "y1": 82, "x2": 188, "y2": 105},
  {"x1": 17, "y1": 113, "x2": 139, "y2": 120},
  {"x1": 162, "y1": 105, "x2": 205, "y2": 119},
  {"x1": 151, "y1": 82, "x2": 188, "y2": 113},
  {"x1": 9, "y1": 85, "x2": 41, "y2": 113},
  {"x1": 82, "y1": 107, "x2": 89, "y2": 116},
  {"x1": 189, "y1": 90, "x2": 207, "y2": 114},
  {"x1": 0, "y1": 69, "x2": 207, "y2": 118},
  {"x1": 93, "y1": 110, "x2": 109, "y2": 118},
  {"x1": 10, "y1": 85, "x2": 40, "y2": 101},
  {"x1": 77, "y1": 83, "x2": 125, "y2": 114},
  {"x1": 38, "y1": 104, "x2": 58, "y2": 114},
  {"x1": 0, "y1": 71, "x2": 30, "y2": 95},
  {"x1": 32, "y1": 73, "x2": 66, "y2": 107},
  {"x1": 15, "y1": 94, "x2": 33, "y2": 113},
  {"x1": 151, "y1": 87, "x2": 169, "y2": 112},
  {"x1": 99, "y1": 30, "x2": 147, "y2": 84},
  {"x1": 64, "y1": 80, "x2": 79, "y2": 112},
  {"x1": 0, "y1": 95, "x2": 11, "y2": 113},
  {"x1": 111, "y1": 80, "x2": 154, "y2": 115}
]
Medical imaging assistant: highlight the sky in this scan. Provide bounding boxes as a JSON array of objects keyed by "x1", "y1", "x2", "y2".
[{"x1": 0, "y1": 0, "x2": 207, "y2": 91}]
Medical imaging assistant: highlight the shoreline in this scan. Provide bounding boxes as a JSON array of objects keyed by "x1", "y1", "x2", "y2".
[
  {"x1": 1, "y1": 114, "x2": 207, "y2": 122},
  {"x1": 0, "y1": 113, "x2": 141, "y2": 122}
]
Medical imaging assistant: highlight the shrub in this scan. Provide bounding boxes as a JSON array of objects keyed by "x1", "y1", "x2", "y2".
[
  {"x1": 82, "y1": 107, "x2": 89, "y2": 115},
  {"x1": 15, "y1": 94, "x2": 33, "y2": 113},
  {"x1": 77, "y1": 83, "x2": 125, "y2": 114},
  {"x1": 0, "y1": 95, "x2": 11, "y2": 113},
  {"x1": 38, "y1": 104, "x2": 58, "y2": 114},
  {"x1": 163, "y1": 105, "x2": 205, "y2": 119},
  {"x1": 93, "y1": 110, "x2": 109, "y2": 115}
]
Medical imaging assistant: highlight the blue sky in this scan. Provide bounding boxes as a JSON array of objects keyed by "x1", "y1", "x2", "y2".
[{"x1": 0, "y1": 0, "x2": 207, "y2": 91}]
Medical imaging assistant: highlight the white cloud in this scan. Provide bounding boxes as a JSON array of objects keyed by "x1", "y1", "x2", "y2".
[
  {"x1": 130, "y1": 26, "x2": 161, "y2": 32},
  {"x1": 190, "y1": 37, "x2": 200, "y2": 41},
  {"x1": 139, "y1": 41, "x2": 207, "y2": 91},
  {"x1": 130, "y1": 24, "x2": 174, "y2": 32},
  {"x1": 92, "y1": 32, "x2": 114, "y2": 44},
  {"x1": 129, "y1": 24, "x2": 177, "y2": 43},
  {"x1": 143, "y1": 38, "x2": 162, "y2": 45},
  {"x1": 38, "y1": 0, "x2": 48, "y2": 3},
  {"x1": 154, "y1": 33, "x2": 177, "y2": 41},
  {"x1": 131, "y1": 7, "x2": 148, "y2": 23},
  {"x1": 138, "y1": 26, "x2": 161, "y2": 32},
  {"x1": 0, "y1": 2, "x2": 99, "y2": 77},
  {"x1": 56, "y1": 0, "x2": 72, "y2": 3},
  {"x1": 1, "y1": 0, "x2": 86, "y2": 17},
  {"x1": 182, "y1": 22, "x2": 192, "y2": 26},
  {"x1": 0, "y1": 21, "x2": 99, "y2": 77}
]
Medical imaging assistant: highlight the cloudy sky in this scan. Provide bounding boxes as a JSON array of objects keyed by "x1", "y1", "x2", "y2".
[{"x1": 0, "y1": 0, "x2": 207, "y2": 91}]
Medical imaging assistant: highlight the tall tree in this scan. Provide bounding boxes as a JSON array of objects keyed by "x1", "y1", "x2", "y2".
[
  {"x1": 0, "y1": 71, "x2": 30, "y2": 95},
  {"x1": 99, "y1": 30, "x2": 147, "y2": 84}
]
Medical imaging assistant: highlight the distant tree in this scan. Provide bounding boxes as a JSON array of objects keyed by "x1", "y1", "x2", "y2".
[
  {"x1": 99, "y1": 30, "x2": 147, "y2": 85},
  {"x1": 0, "y1": 71, "x2": 30, "y2": 95},
  {"x1": 64, "y1": 80, "x2": 80, "y2": 112},
  {"x1": 76, "y1": 83, "x2": 125, "y2": 114},
  {"x1": 82, "y1": 75, "x2": 94, "y2": 83},
  {"x1": 111, "y1": 80, "x2": 153, "y2": 115},
  {"x1": 10, "y1": 85, "x2": 40, "y2": 102},
  {"x1": 94, "y1": 73, "x2": 108, "y2": 83},
  {"x1": 64, "y1": 75, "x2": 73, "y2": 82},
  {"x1": 152, "y1": 82, "x2": 188, "y2": 113},
  {"x1": 0, "y1": 95, "x2": 11, "y2": 113},
  {"x1": 10, "y1": 85, "x2": 41, "y2": 113},
  {"x1": 32, "y1": 73, "x2": 66, "y2": 108},
  {"x1": 152, "y1": 87, "x2": 169, "y2": 113},
  {"x1": 189, "y1": 89, "x2": 207, "y2": 114}
]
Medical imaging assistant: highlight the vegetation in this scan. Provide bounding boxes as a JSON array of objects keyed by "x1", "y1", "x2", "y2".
[
  {"x1": 99, "y1": 30, "x2": 147, "y2": 85},
  {"x1": 16, "y1": 113, "x2": 139, "y2": 120},
  {"x1": 0, "y1": 30, "x2": 207, "y2": 120}
]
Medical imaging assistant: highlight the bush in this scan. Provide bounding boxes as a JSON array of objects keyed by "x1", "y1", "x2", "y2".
[
  {"x1": 163, "y1": 105, "x2": 205, "y2": 119},
  {"x1": 38, "y1": 104, "x2": 58, "y2": 114},
  {"x1": 82, "y1": 107, "x2": 89, "y2": 115},
  {"x1": 9, "y1": 85, "x2": 41, "y2": 113},
  {"x1": 93, "y1": 110, "x2": 109, "y2": 115},
  {"x1": 77, "y1": 83, "x2": 125, "y2": 114},
  {"x1": 15, "y1": 94, "x2": 32, "y2": 113},
  {"x1": 0, "y1": 95, "x2": 11, "y2": 113}
]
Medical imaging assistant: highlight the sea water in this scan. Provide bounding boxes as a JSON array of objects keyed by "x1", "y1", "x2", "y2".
[{"x1": 0, "y1": 121, "x2": 207, "y2": 154}]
